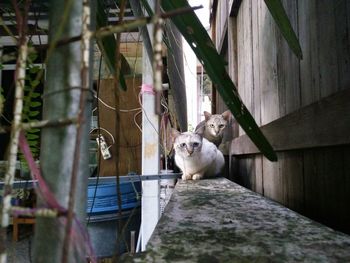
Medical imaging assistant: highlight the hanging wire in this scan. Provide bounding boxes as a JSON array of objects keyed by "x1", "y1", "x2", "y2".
[{"x1": 87, "y1": 53, "x2": 103, "y2": 225}]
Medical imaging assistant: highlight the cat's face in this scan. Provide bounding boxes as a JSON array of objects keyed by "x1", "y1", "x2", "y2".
[
  {"x1": 204, "y1": 110, "x2": 230, "y2": 137},
  {"x1": 171, "y1": 128, "x2": 204, "y2": 157}
]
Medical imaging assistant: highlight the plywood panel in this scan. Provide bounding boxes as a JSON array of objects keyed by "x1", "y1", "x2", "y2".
[
  {"x1": 119, "y1": 77, "x2": 142, "y2": 175},
  {"x1": 97, "y1": 77, "x2": 142, "y2": 176},
  {"x1": 97, "y1": 79, "x2": 117, "y2": 176}
]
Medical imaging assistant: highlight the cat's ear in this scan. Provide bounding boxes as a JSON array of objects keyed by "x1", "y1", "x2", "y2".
[
  {"x1": 170, "y1": 128, "x2": 181, "y2": 140},
  {"x1": 222, "y1": 110, "x2": 231, "y2": 121},
  {"x1": 195, "y1": 125, "x2": 205, "y2": 137},
  {"x1": 204, "y1": 111, "x2": 211, "y2": 121}
]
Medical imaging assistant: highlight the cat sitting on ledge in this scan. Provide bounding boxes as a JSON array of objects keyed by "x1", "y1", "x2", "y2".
[
  {"x1": 195, "y1": 110, "x2": 231, "y2": 147},
  {"x1": 171, "y1": 126, "x2": 224, "y2": 181}
]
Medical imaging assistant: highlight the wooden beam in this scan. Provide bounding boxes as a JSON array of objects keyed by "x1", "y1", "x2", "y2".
[
  {"x1": 231, "y1": 88, "x2": 350, "y2": 155},
  {"x1": 229, "y1": 0, "x2": 243, "y2": 17},
  {"x1": 217, "y1": 20, "x2": 228, "y2": 54}
]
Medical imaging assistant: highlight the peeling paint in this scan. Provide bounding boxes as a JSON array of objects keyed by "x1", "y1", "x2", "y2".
[{"x1": 144, "y1": 143, "x2": 157, "y2": 158}]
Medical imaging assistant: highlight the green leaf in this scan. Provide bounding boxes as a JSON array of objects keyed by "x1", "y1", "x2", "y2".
[
  {"x1": 162, "y1": 0, "x2": 277, "y2": 161},
  {"x1": 26, "y1": 134, "x2": 39, "y2": 140},
  {"x1": 29, "y1": 147, "x2": 39, "y2": 153},
  {"x1": 28, "y1": 128, "x2": 40, "y2": 133},
  {"x1": 28, "y1": 140, "x2": 38, "y2": 146},
  {"x1": 264, "y1": 0, "x2": 303, "y2": 59},
  {"x1": 28, "y1": 52, "x2": 38, "y2": 62},
  {"x1": 31, "y1": 92, "x2": 41, "y2": 98},
  {"x1": 31, "y1": 79, "x2": 40, "y2": 88},
  {"x1": 29, "y1": 66, "x2": 41, "y2": 74},
  {"x1": 30, "y1": 101, "x2": 41, "y2": 107},
  {"x1": 29, "y1": 110, "x2": 40, "y2": 117}
]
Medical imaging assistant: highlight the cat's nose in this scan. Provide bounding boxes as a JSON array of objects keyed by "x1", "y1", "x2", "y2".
[{"x1": 187, "y1": 148, "x2": 194, "y2": 155}]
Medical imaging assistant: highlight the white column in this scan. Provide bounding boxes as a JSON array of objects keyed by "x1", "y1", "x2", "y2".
[{"x1": 140, "y1": 24, "x2": 160, "y2": 251}]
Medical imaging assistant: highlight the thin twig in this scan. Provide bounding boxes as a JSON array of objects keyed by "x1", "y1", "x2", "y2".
[
  {"x1": 0, "y1": 118, "x2": 78, "y2": 134},
  {"x1": 42, "y1": 86, "x2": 92, "y2": 98},
  {"x1": 21, "y1": 118, "x2": 78, "y2": 129},
  {"x1": 0, "y1": 1, "x2": 30, "y2": 262},
  {"x1": 10, "y1": 207, "x2": 61, "y2": 218},
  {"x1": 33, "y1": 5, "x2": 203, "y2": 50},
  {"x1": 0, "y1": 16, "x2": 18, "y2": 43}
]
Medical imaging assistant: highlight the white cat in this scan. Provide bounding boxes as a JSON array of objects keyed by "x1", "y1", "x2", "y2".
[
  {"x1": 195, "y1": 110, "x2": 231, "y2": 147},
  {"x1": 171, "y1": 127, "x2": 225, "y2": 180}
]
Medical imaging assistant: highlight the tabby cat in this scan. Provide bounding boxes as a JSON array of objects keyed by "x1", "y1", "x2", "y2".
[
  {"x1": 195, "y1": 110, "x2": 231, "y2": 147},
  {"x1": 171, "y1": 127, "x2": 224, "y2": 180}
]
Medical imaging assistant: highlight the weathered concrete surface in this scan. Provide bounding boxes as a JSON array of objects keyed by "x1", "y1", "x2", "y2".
[{"x1": 122, "y1": 178, "x2": 350, "y2": 262}]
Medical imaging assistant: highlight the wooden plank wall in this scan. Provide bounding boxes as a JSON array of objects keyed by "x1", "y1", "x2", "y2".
[
  {"x1": 96, "y1": 77, "x2": 142, "y2": 176},
  {"x1": 222, "y1": 0, "x2": 350, "y2": 234}
]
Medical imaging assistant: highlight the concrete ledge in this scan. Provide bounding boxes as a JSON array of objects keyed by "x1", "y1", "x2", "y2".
[{"x1": 123, "y1": 178, "x2": 350, "y2": 262}]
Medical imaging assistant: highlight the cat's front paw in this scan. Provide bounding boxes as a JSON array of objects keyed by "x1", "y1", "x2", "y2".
[
  {"x1": 192, "y1": 174, "x2": 204, "y2": 180},
  {"x1": 182, "y1": 174, "x2": 192, "y2": 180}
]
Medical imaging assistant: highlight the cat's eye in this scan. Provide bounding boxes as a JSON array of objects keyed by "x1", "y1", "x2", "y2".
[
  {"x1": 180, "y1": 143, "x2": 186, "y2": 148},
  {"x1": 192, "y1": 142, "x2": 199, "y2": 147},
  {"x1": 210, "y1": 124, "x2": 215, "y2": 128},
  {"x1": 219, "y1": 124, "x2": 225, "y2": 128}
]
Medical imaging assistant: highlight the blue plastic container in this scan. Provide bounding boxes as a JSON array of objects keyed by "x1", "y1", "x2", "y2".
[{"x1": 87, "y1": 181, "x2": 141, "y2": 215}]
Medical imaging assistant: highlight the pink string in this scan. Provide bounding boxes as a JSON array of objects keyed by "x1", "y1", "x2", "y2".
[
  {"x1": 141, "y1": 83, "x2": 155, "y2": 95},
  {"x1": 19, "y1": 131, "x2": 65, "y2": 212}
]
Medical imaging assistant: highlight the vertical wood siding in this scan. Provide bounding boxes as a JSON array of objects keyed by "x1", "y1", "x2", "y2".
[{"x1": 222, "y1": 0, "x2": 350, "y2": 234}]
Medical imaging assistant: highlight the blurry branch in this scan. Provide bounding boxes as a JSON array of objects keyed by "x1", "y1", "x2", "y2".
[
  {"x1": 0, "y1": 15, "x2": 18, "y2": 43},
  {"x1": 0, "y1": 0, "x2": 30, "y2": 262},
  {"x1": 33, "y1": 5, "x2": 203, "y2": 51},
  {"x1": 0, "y1": 118, "x2": 78, "y2": 134},
  {"x1": 10, "y1": 207, "x2": 61, "y2": 218}
]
